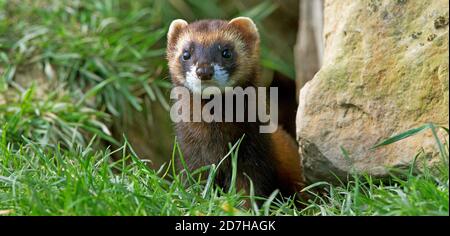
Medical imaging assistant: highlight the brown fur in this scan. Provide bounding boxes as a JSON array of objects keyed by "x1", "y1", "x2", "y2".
[{"x1": 167, "y1": 18, "x2": 304, "y2": 199}]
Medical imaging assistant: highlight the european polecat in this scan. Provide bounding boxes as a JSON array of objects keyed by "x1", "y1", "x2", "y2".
[{"x1": 166, "y1": 17, "x2": 304, "y2": 199}]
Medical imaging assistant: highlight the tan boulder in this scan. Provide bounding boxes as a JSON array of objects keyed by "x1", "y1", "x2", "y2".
[{"x1": 296, "y1": 0, "x2": 449, "y2": 183}]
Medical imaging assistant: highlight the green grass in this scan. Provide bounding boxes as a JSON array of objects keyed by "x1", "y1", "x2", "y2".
[
  {"x1": 0, "y1": 125, "x2": 448, "y2": 216},
  {"x1": 0, "y1": 95, "x2": 448, "y2": 215},
  {"x1": 0, "y1": 0, "x2": 294, "y2": 116},
  {"x1": 0, "y1": 0, "x2": 449, "y2": 216}
]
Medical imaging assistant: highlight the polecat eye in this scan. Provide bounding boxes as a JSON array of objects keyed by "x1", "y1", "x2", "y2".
[
  {"x1": 222, "y1": 49, "x2": 232, "y2": 59},
  {"x1": 182, "y1": 51, "x2": 191, "y2": 61}
]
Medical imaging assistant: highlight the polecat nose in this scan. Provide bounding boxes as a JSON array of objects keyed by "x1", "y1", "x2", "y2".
[{"x1": 196, "y1": 65, "x2": 214, "y2": 81}]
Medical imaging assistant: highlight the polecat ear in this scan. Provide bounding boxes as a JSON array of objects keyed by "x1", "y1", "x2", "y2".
[
  {"x1": 228, "y1": 17, "x2": 259, "y2": 39},
  {"x1": 168, "y1": 19, "x2": 188, "y2": 47}
]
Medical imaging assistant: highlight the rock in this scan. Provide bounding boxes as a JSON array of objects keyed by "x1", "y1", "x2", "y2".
[{"x1": 296, "y1": 0, "x2": 449, "y2": 183}]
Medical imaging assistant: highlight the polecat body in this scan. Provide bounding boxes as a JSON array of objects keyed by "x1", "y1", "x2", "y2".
[{"x1": 166, "y1": 17, "x2": 304, "y2": 198}]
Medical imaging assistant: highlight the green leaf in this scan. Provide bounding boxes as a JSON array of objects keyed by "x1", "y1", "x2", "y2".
[
  {"x1": 371, "y1": 124, "x2": 432, "y2": 149},
  {"x1": 340, "y1": 146, "x2": 352, "y2": 164}
]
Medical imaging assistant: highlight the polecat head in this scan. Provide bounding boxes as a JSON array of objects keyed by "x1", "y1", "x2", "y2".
[{"x1": 167, "y1": 17, "x2": 260, "y2": 94}]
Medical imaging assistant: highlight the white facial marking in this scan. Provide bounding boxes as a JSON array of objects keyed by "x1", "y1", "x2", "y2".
[
  {"x1": 184, "y1": 63, "x2": 231, "y2": 95},
  {"x1": 185, "y1": 64, "x2": 202, "y2": 94},
  {"x1": 213, "y1": 64, "x2": 229, "y2": 85}
]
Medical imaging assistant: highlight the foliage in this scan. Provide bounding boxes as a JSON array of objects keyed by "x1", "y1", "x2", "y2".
[
  {"x1": 0, "y1": 110, "x2": 448, "y2": 215},
  {"x1": 0, "y1": 0, "x2": 448, "y2": 216}
]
